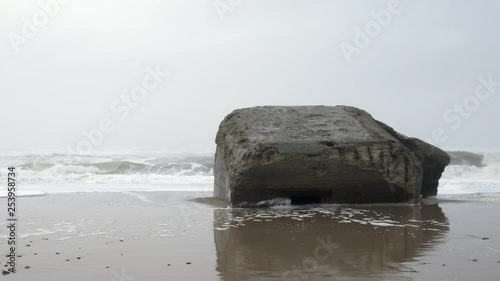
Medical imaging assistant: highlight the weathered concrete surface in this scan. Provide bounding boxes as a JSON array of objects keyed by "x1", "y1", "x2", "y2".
[
  {"x1": 214, "y1": 106, "x2": 450, "y2": 206},
  {"x1": 374, "y1": 121, "x2": 451, "y2": 198}
]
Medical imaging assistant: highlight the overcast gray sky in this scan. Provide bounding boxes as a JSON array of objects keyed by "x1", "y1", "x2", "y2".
[{"x1": 1, "y1": 0, "x2": 499, "y2": 153}]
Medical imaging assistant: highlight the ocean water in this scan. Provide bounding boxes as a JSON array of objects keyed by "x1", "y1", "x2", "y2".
[
  {"x1": 0, "y1": 151, "x2": 214, "y2": 196},
  {"x1": 439, "y1": 151, "x2": 500, "y2": 200},
  {"x1": 0, "y1": 150, "x2": 499, "y2": 201}
]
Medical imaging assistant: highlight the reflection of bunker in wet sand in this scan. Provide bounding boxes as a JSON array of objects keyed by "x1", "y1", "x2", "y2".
[{"x1": 214, "y1": 203, "x2": 449, "y2": 280}]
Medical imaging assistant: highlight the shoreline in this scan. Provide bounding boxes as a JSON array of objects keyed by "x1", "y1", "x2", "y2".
[{"x1": 0, "y1": 192, "x2": 499, "y2": 280}]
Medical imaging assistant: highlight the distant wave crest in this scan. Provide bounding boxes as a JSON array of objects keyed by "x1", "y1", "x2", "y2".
[
  {"x1": 443, "y1": 151, "x2": 500, "y2": 181},
  {"x1": 0, "y1": 153, "x2": 214, "y2": 185},
  {"x1": 19, "y1": 160, "x2": 213, "y2": 176},
  {"x1": 0, "y1": 151, "x2": 499, "y2": 197},
  {"x1": 447, "y1": 151, "x2": 486, "y2": 167}
]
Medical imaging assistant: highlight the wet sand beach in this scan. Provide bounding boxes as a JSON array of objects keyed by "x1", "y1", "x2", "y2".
[{"x1": 1, "y1": 192, "x2": 499, "y2": 281}]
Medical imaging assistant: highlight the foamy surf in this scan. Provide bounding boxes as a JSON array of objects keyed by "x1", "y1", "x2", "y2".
[
  {"x1": 7, "y1": 184, "x2": 213, "y2": 194},
  {"x1": 0, "y1": 152, "x2": 213, "y2": 186},
  {"x1": 0, "y1": 150, "x2": 499, "y2": 199},
  {"x1": 438, "y1": 151, "x2": 500, "y2": 200},
  {"x1": 0, "y1": 190, "x2": 45, "y2": 198}
]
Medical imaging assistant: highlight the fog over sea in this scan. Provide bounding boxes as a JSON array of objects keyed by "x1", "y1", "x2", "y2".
[{"x1": 1, "y1": 150, "x2": 499, "y2": 202}]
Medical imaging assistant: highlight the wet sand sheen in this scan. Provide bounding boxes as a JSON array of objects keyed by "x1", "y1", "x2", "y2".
[{"x1": 0, "y1": 192, "x2": 499, "y2": 280}]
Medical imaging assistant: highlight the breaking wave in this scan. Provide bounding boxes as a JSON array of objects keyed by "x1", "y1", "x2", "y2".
[
  {"x1": 442, "y1": 151, "x2": 500, "y2": 181},
  {"x1": 0, "y1": 153, "x2": 214, "y2": 185},
  {"x1": 0, "y1": 150, "x2": 499, "y2": 196},
  {"x1": 439, "y1": 151, "x2": 500, "y2": 196}
]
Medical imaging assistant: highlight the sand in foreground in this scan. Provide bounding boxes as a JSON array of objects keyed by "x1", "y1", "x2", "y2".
[{"x1": 0, "y1": 192, "x2": 499, "y2": 280}]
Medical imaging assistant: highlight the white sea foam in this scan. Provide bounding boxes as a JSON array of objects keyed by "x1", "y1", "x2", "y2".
[
  {"x1": 442, "y1": 151, "x2": 500, "y2": 180},
  {"x1": 439, "y1": 151, "x2": 500, "y2": 197},
  {"x1": 10, "y1": 183, "x2": 212, "y2": 194},
  {"x1": 442, "y1": 164, "x2": 500, "y2": 182},
  {"x1": 0, "y1": 151, "x2": 499, "y2": 198},
  {"x1": 0, "y1": 152, "x2": 214, "y2": 190},
  {"x1": 0, "y1": 190, "x2": 46, "y2": 198}
]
